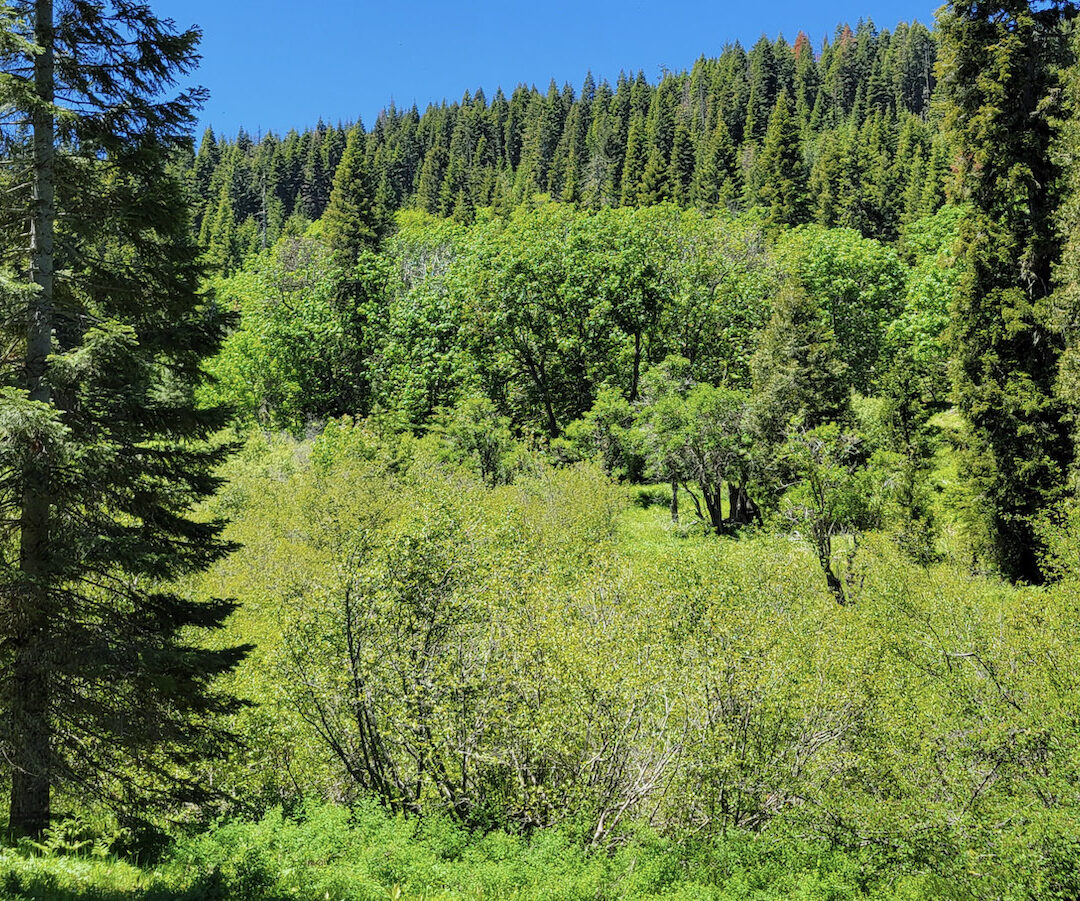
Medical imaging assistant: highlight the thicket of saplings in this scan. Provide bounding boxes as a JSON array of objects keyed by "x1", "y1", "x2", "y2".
[{"x1": 4, "y1": 201, "x2": 1080, "y2": 900}]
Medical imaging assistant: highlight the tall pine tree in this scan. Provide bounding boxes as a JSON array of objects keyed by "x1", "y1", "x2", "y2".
[
  {"x1": 0, "y1": 0, "x2": 247, "y2": 835},
  {"x1": 753, "y1": 92, "x2": 810, "y2": 227}
]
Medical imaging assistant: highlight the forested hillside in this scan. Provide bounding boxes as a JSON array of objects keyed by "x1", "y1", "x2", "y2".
[
  {"x1": 7, "y1": 2, "x2": 1080, "y2": 899},
  {"x1": 191, "y1": 20, "x2": 942, "y2": 271}
]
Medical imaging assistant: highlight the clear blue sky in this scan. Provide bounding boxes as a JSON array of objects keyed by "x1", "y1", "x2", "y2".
[{"x1": 150, "y1": 0, "x2": 942, "y2": 138}]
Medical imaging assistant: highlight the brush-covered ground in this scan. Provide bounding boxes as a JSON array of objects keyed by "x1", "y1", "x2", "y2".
[{"x1": 4, "y1": 426, "x2": 1078, "y2": 901}]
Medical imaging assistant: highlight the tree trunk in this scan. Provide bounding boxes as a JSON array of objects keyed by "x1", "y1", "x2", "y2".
[
  {"x1": 824, "y1": 566, "x2": 847, "y2": 605},
  {"x1": 727, "y1": 483, "x2": 761, "y2": 527},
  {"x1": 746, "y1": 492, "x2": 762, "y2": 526},
  {"x1": 728, "y1": 483, "x2": 743, "y2": 524},
  {"x1": 703, "y1": 483, "x2": 724, "y2": 534},
  {"x1": 521, "y1": 352, "x2": 559, "y2": 437},
  {"x1": 669, "y1": 479, "x2": 678, "y2": 523},
  {"x1": 629, "y1": 331, "x2": 642, "y2": 402},
  {"x1": 10, "y1": 0, "x2": 55, "y2": 839},
  {"x1": 816, "y1": 534, "x2": 846, "y2": 605}
]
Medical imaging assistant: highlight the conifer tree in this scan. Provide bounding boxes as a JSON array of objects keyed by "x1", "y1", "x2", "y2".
[
  {"x1": 416, "y1": 141, "x2": 448, "y2": 213},
  {"x1": 753, "y1": 92, "x2": 810, "y2": 227},
  {"x1": 620, "y1": 112, "x2": 648, "y2": 206},
  {"x1": 323, "y1": 125, "x2": 380, "y2": 258},
  {"x1": 714, "y1": 43, "x2": 751, "y2": 144},
  {"x1": 751, "y1": 282, "x2": 851, "y2": 446},
  {"x1": 1055, "y1": 29, "x2": 1080, "y2": 447},
  {"x1": 202, "y1": 176, "x2": 239, "y2": 271},
  {"x1": 691, "y1": 119, "x2": 738, "y2": 209},
  {"x1": 0, "y1": 0, "x2": 247, "y2": 835},
  {"x1": 298, "y1": 125, "x2": 329, "y2": 218},
  {"x1": 668, "y1": 119, "x2": 696, "y2": 205},
  {"x1": 939, "y1": 0, "x2": 1075, "y2": 582},
  {"x1": 178, "y1": 18, "x2": 945, "y2": 263},
  {"x1": 809, "y1": 125, "x2": 855, "y2": 228},
  {"x1": 792, "y1": 32, "x2": 819, "y2": 123},
  {"x1": 745, "y1": 36, "x2": 779, "y2": 142},
  {"x1": 192, "y1": 126, "x2": 220, "y2": 231},
  {"x1": 640, "y1": 144, "x2": 670, "y2": 204}
]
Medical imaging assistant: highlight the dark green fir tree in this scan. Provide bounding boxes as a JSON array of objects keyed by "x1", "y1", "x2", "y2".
[
  {"x1": 938, "y1": 0, "x2": 1075, "y2": 582},
  {"x1": 324, "y1": 125, "x2": 381, "y2": 258},
  {"x1": 0, "y1": 0, "x2": 249, "y2": 836},
  {"x1": 753, "y1": 92, "x2": 810, "y2": 227}
]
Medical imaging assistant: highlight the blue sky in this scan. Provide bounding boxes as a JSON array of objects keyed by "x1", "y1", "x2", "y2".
[{"x1": 150, "y1": 0, "x2": 942, "y2": 138}]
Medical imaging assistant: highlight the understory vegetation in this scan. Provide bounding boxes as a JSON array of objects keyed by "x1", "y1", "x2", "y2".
[{"x1": 11, "y1": 424, "x2": 1080, "y2": 899}]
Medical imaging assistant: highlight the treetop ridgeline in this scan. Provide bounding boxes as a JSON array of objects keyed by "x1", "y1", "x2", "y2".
[{"x1": 191, "y1": 19, "x2": 941, "y2": 272}]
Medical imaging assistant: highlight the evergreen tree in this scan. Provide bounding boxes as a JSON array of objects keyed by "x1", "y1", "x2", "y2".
[
  {"x1": 691, "y1": 118, "x2": 738, "y2": 209},
  {"x1": 792, "y1": 32, "x2": 819, "y2": 124},
  {"x1": 323, "y1": 125, "x2": 380, "y2": 258},
  {"x1": 176, "y1": 17, "x2": 947, "y2": 265},
  {"x1": 745, "y1": 36, "x2": 779, "y2": 141},
  {"x1": 1055, "y1": 28, "x2": 1080, "y2": 453},
  {"x1": 938, "y1": 0, "x2": 1075, "y2": 582},
  {"x1": 809, "y1": 125, "x2": 855, "y2": 228},
  {"x1": 416, "y1": 140, "x2": 449, "y2": 213},
  {"x1": 298, "y1": 123, "x2": 329, "y2": 218},
  {"x1": 668, "y1": 119, "x2": 696, "y2": 205},
  {"x1": 714, "y1": 43, "x2": 751, "y2": 144},
  {"x1": 753, "y1": 92, "x2": 810, "y2": 227},
  {"x1": 751, "y1": 282, "x2": 851, "y2": 446},
  {"x1": 0, "y1": 0, "x2": 247, "y2": 835},
  {"x1": 583, "y1": 83, "x2": 619, "y2": 207},
  {"x1": 640, "y1": 144, "x2": 670, "y2": 204},
  {"x1": 620, "y1": 112, "x2": 648, "y2": 206},
  {"x1": 191, "y1": 126, "x2": 220, "y2": 232}
]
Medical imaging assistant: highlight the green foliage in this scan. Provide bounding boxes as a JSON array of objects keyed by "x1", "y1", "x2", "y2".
[
  {"x1": 204, "y1": 235, "x2": 391, "y2": 432},
  {"x1": 635, "y1": 377, "x2": 760, "y2": 532},
  {"x1": 379, "y1": 214, "x2": 474, "y2": 425},
  {"x1": 560, "y1": 387, "x2": 642, "y2": 480},
  {"x1": 780, "y1": 424, "x2": 881, "y2": 602},
  {"x1": 322, "y1": 125, "x2": 382, "y2": 259},
  {"x1": 186, "y1": 19, "x2": 943, "y2": 273},
  {"x1": 750, "y1": 282, "x2": 850, "y2": 447},
  {"x1": 0, "y1": 0, "x2": 248, "y2": 832},
  {"x1": 939, "y1": 0, "x2": 1075, "y2": 583},
  {"x1": 777, "y1": 225, "x2": 906, "y2": 392},
  {"x1": 751, "y1": 92, "x2": 810, "y2": 228},
  {"x1": 437, "y1": 395, "x2": 517, "y2": 486},
  {"x1": 177, "y1": 415, "x2": 1080, "y2": 892},
  {"x1": 0, "y1": 801, "x2": 951, "y2": 900},
  {"x1": 5, "y1": 4, "x2": 1080, "y2": 892},
  {"x1": 378, "y1": 204, "x2": 776, "y2": 435}
]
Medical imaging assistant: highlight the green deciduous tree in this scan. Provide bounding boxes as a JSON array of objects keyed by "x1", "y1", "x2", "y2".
[
  {"x1": 778, "y1": 225, "x2": 906, "y2": 392},
  {"x1": 781, "y1": 424, "x2": 880, "y2": 603}
]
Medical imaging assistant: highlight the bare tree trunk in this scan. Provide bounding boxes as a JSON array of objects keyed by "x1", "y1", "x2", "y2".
[
  {"x1": 669, "y1": 478, "x2": 678, "y2": 523},
  {"x1": 10, "y1": 0, "x2": 55, "y2": 838}
]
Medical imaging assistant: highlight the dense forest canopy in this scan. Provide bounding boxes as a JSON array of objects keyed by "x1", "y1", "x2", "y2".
[
  {"x1": 191, "y1": 19, "x2": 943, "y2": 272},
  {"x1": 6, "y1": 2, "x2": 1080, "y2": 899}
]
